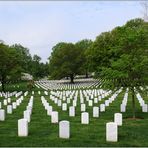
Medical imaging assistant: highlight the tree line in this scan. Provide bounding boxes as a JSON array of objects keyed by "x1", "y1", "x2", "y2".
[
  {"x1": 48, "y1": 18, "x2": 148, "y2": 118},
  {"x1": 49, "y1": 18, "x2": 148, "y2": 85}
]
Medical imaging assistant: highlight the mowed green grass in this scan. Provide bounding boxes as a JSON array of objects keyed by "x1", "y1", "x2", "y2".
[{"x1": 0, "y1": 83, "x2": 148, "y2": 147}]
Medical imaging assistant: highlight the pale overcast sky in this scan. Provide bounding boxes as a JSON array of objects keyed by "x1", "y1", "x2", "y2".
[{"x1": 0, "y1": 1, "x2": 142, "y2": 63}]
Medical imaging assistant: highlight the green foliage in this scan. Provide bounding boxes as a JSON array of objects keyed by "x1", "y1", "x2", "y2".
[
  {"x1": 49, "y1": 42, "x2": 82, "y2": 82},
  {"x1": 0, "y1": 43, "x2": 22, "y2": 91},
  {"x1": 89, "y1": 18, "x2": 148, "y2": 89},
  {"x1": 75, "y1": 39, "x2": 93, "y2": 77},
  {"x1": 11, "y1": 44, "x2": 32, "y2": 73}
]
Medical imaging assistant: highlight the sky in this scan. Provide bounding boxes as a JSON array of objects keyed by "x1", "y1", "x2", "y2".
[{"x1": 0, "y1": 1, "x2": 142, "y2": 63}]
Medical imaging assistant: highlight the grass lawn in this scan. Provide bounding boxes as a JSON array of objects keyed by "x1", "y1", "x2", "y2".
[{"x1": 0, "y1": 83, "x2": 148, "y2": 147}]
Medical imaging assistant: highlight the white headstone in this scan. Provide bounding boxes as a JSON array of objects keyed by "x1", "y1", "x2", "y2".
[
  {"x1": 62, "y1": 103, "x2": 67, "y2": 111},
  {"x1": 106, "y1": 122, "x2": 118, "y2": 142},
  {"x1": 0, "y1": 109, "x2": 5, "y2": 121},
  {"x1": 69, "y1": 106, "x2": 75, "y2": 117},
  {"x1": 47, "y1": 106, "x2": 53, "y2": 116},
  {"x1": 8, "y1": 98, "x2": 11, "y2": 103},
  {"x1": 18, "y1": 119, "x2": 28, "y2": 136},
  {"x1": 0, "y1": 102, "x2": 2, "y2": 109},
  {"x1": 54, "y1": 98, "x2": 58, "y2": 104},
  {"x1": 120, "y1": 104, "x2": 126, "y2": 112},
  {"x1": 12, "y1": 102, "x2": 17, "y2": 109},
  {"x1": 73, "y1": 100, "x2": 77, "y2": 107},
  {"x1": 88, "y1": 100, "x2": 93, "y2": 106},
  {"x1": 94, "y1": 98, "x2": 98, "y2": 104},
  {"x1": 59, "y1": 120, "x2": 70, "y2": 139},
  {"x1": 100, "y1": 104, "x2": 105, "y2": 112},
  {"x1": 81, "y1": 112, "x2": 89, "y2": 124},
  {"x1": 26, "y1": 106, "x2": 32, "y2": 114},
  {"x1": 58, "y1": 100, "x2": 62, "y2": 107},
  {"x1": 81, "y1": 104, "x2": 86, "y2": 112},
  {"x1": 24, "y1": 110, "x2": 31, "y2": 123},
  {"x1": 67, "y1": 98, "x2": 71, "y2": 104},
  {"x1": 16, "y1": 100, "x2": 20, "y2": 106},
  {"x1": 105, "y1": 100, "x2": 109, "y2": 106},
  {"x1": 3, "y1": 99, "x2": 7, "y2": 106},
  {"x1": 114, "y1": 113, "x2": 122, "y2": 126},
  {"x1": 93, "y1": 107, "x2": 99, "y2": 117},
  {"x1": 142, "y1": 104, "x2": 148, "y2": 112},
  {"x1": 51, "y1": 111, "x2": 58, "y2": 123},
  {"x1": 80, "y1": 98, "x2": 84, "y2": 104},
  {"x1": 7, "y1": 105, "x2": 13, "y2": 114}
]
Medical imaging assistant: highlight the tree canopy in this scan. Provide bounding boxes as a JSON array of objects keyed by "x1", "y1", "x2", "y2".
[
  {"x1": 75, "y1": 39, "x2": 93, "y2": 78},
  {"x1": 0, "y1": 43, "x2": 22, "y2": 91},
  {"x1": 49, "y1": 42, "x2": 82, "y2": 83}
]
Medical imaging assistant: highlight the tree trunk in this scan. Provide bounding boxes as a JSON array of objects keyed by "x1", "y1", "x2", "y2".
[
  {"x1": 131, "y1": 87, "x2": 136, "y2": 119},
  {"x1": 70, "y1": 74, "x2": 74, "y2": 83},
  {"x1": 1, "y1": 77, "x2": 5, "y2": 92},
  {"x1": 85, "y1": 69, "x2": 88, "y2": 78}
]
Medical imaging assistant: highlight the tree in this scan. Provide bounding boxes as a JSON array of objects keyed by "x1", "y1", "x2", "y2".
[
  {"x1": 31, "y1": 55, "x2": 41, "y2": 79},
  {"x1": 49, "y1": 42, "x2": 82, "y2": 83},
  {"x1": 38, "y1": 62, "x2": 49, "y2": 78},
  {"x1": 0, "y1": 43, "x2": 22, "y2": 91},
  {"x1": 91, "y1": 18, "x2": 148, "y2": 118},
  {"x1": 88, "y1": 31, "x2": 115, "y2": 77},
  {"x1": 11, "y1": 44, "x2": 32, "y2": 70},
  {"x1": 75, "y1": 39, "x2": 93, "y2": 78}
]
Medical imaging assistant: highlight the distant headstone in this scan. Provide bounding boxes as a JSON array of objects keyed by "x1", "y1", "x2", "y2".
[
  {"x1": 88, "y1": 100, "x2": 93, "y2": 106},
  {"x1": 81, "y1": 112, "x2": 89, "y2": 124},
  {"x1": 58, "y1": 100, "x2": 62, "y2": 107},
  {"x1": 142, "y1": 104, "x2": 148, "y2": 112},
  {"x1": 120, "y1": 104, "x2": 126, "y2": 112},
  {"x1": 100, "y1": 104, "x2": 105, "y2": 112},
  {"x1": 114, "y1": 113, "x2": 122, "y2": 126},
  {"x1": 47, "y1": 106, "x2": 53, "y2": 116},
  {"x1": 0, "y1": 109, "x2": 5, "y2": 121},
  {"x1": 8, "y1": 98, "x2": 11, "y2": 103},
  {"x1": 51, "y1": 111, "x2": 58, "y2": 123},
  {"x1": 62, "y1": 103, "x2": 67, "y2": 111},
  {"x1": 12, "y1": 102, "x2": 17, "y2": 109},
  {"x1": 7, "y1": 105, "x2": 13, "y2": 114},
  {"x1": 24, "y1": 110, "x2": 31, "y2": 123},
  {"x1": 93, "y1": 107, "x2": 99, "y2": 117},
  {"x1": 81, "y1": 104, "x2": 86, "y2": 112},
  {"x1": 69, "y1": 106, "x2": 75, "y2": 117},
  {"x1": 3, "y1": 99, "x2": 7, "y2": 106},
  {"x1": 94, "y1": 98, "x2": 98, "y2": 104}
]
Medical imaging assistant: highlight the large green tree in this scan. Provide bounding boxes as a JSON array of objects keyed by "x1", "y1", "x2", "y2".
[
  {"x1": 0, "y1": 43, "x2": 22, "y2": 91},
  {"x1": 90, "y1": 18, "x2": 148, "y2": 118},
  {"x1": 49, "y1": 42, "x2": 82, "y2": 83}
]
